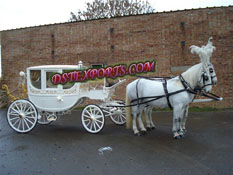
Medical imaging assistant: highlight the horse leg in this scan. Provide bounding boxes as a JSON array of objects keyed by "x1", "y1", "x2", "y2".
[
  {"x1": 149, "y1": 107, "x2": 156, "y2": 130},
  {"x1": 144, "y1": 107, "x2": 152, "y2": 131},
  {"x1": 172, "y1": 105, "x2": 185, "y2": 139},
  {"x1": 181, "y1": 105, "x2": 189, "y2": 134},
  {"x1": 132, "y1": 113, "x2": 140, "y2": 136},
  {"x1": 137, "y1": 110, "x2": 147, "y2": 135}
]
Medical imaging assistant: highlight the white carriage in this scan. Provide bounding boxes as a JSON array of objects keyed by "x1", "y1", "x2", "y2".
[{"x1": 6, "y1": 61, "x2": 126, "y2": 134}]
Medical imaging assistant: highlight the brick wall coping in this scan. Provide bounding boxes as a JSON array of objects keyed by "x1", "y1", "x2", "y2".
[{"x1": 0, "y1": 5, "x2": 232, "y2": 32}]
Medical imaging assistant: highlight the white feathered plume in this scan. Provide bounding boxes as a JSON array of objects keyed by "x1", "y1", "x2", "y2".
[{"x1": 190, "y1": 37, "x2": 216, "y2": 66}]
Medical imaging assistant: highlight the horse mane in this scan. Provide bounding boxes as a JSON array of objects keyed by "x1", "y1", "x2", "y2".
[{"x1": 190, "y1": 37, "x2": 216, "y2": 66}]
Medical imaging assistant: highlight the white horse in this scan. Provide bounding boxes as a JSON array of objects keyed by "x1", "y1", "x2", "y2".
[
  {"x1": 125, "y1": 38, "x2": 216, "y2": 139},
  {"x1": 144, "y1": 62, "x2": 217, "y2": 132}
]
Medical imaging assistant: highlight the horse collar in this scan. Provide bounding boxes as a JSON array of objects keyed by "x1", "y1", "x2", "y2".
[{"x1": 179, "y1": 75, "x2": 198, "y2": 94}]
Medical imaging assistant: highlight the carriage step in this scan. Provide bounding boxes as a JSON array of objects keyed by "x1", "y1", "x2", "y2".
[{"x1": 47, "y1": 115, "x2": 57, "y2": 121}]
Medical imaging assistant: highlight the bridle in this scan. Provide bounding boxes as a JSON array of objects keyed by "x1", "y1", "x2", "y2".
[
  {"x1": 201, "y1": 64, "x2": 217, "y2": 89},
  {"x1": 208, "y1": 64, "x2": 217, "y2": 85}
]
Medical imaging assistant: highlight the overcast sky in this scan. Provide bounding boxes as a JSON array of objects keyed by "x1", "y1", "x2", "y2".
[{"x1": 0, "y1": 0, "x2": 232, "y2": 31}]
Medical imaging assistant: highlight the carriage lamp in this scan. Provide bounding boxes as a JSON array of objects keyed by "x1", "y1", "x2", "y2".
[
  {"x1": 19, "y1": 71, "x2": 25, "y2": 77},
  {"x1": 78, "y1": 61, "x2": 83, "y2": 69}
]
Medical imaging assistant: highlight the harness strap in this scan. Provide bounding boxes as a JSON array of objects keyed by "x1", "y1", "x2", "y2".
[
  {"x1": 179, "y1": 75, "x2": 199, "y2": 94},
  {"x1": 136, "y1": 75, "x2": 174, "y2": 80},
  {"x1": 119, "y1": 75, "x2": 221, "y2": 109},
  {"x1": 162, "y1": 79, "x2": 173, "y2": 109},
  {"x1": 136, "y1": 79, "x2": 141, "y2": 106}
]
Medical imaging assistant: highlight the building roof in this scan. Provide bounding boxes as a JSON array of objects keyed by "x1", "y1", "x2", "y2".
[{"x1": 0, "y1": 5, "x2": 232, "y2": 32}]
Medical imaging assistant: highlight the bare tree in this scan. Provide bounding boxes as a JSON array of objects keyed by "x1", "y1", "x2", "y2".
[{"x1": 70, "y1": 0, "x2": 155, "y2": 21}]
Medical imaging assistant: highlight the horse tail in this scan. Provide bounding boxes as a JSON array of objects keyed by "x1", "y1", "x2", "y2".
[{"x1": 125, "y1": 90, "x2": 132, "y2": 129}]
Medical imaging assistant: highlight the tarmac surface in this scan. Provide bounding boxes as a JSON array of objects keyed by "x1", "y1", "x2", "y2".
[{"x1": 0, "y1": 109, "x2": 233, "y2": 175}]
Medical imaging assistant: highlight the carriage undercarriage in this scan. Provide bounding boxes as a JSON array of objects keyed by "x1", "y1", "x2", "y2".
[{"x1": 6, "y1": 98, "x2": 126, "y2": 134}]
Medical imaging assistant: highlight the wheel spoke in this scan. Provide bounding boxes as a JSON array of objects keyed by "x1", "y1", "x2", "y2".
[
  {"x1": 95, "y1": 119, "x2": 104, "y2": 125},
  {"x1": 95, "y1": 114, "x2": 103, "y2": 119},
  {"x1": 11, "y1": 108, "x2": 20, "y2": 115},
  {"x1": 10, "y1": 116, "x2": 19, "y2": 121},
  {"x1": 23, "y1": 118, "x2": 30, "y2": 130},
  {"x1": 25, "y1": 111, "x2": 36, "y2": 116},
  {"x1": 14, "y1": 103, "x2": 21, "y2": 113},
  {"x1": 86, "y1": 120, "x2": 91, "y2": 127},
  {"x1": 95, "y1": 110, "x2": 101, "y2": 115},
  {"x1": 9, "y1": 112, "x2": 19, "y2": 117},
  {"x1": 20, "y1": 101, "x2": 23, "y2": 111},
  {"x1": 24, "y1": 117, "x2": 34, "y2": 125},
  {"x1": 22, "y1": 102, "x2": 27, "y2": 112},
  {"x1": 83, "y1": 114, "x2": 91, "y2": 119},
  {"x1": 94, "y1": 120, "x2": 101, "y2": 129},
  {"x1": 17, "y1": 119, "x2": 22, "y2": 129},
  {"x1": 24, "y1": 106, "x2": 31, "y2": 114},
  {"x1": 12, "y1": 118, "x2": 20, "y2": 126},
  {"x1": 22, "y1": 118, "x2": 25, "y2": 131},
  {"x1": 85, "y1": 110, "x2": 92, "y2": 116},
  {"x1": 93, "y1": 121, "x2": 97, "y2": 131},
  {"x1": 89, "y1": 122, "x2": 93, "y2": 130},
  {"x1": 89, "y1": 108, "x2": 93, "y2": 115},
  {"x1": 119, "y1": 115, "x2": 123, "y2": 122}
]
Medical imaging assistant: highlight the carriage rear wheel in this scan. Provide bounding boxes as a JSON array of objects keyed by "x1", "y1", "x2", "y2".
[
  {"x1": 81, "y1": 104, "x2": 105, "y2": 134},
  {"x1": 109, "y1": 100, "x2": 126, "y2": 125},
  {"x1": 7, "y1": 99, "x2": 38, "y2": 133}
]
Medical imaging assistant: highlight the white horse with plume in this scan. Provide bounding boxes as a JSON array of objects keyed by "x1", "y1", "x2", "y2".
[
  {"x1": 143, "y1": 61, "x2": 217, "y2": 132},
  {"x1": 125, "y1": 38, "x2": 217, "y2": 139}
]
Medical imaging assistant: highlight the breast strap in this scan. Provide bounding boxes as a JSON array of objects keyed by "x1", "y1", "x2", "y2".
[{"x1": 162, "y1": 79, "x2": 173, "y2": 109}]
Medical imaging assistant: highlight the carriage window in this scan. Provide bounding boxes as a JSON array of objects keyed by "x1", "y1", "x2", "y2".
[
  {"x1": 46, "y1": 72, "x2": 58, "y2": 88},
  {"x1": 30, "y1": 70, "x2": 41, "y2": 89},
  {"x1": 62, "y1": 70, "x2": 75, "y2": 89}
]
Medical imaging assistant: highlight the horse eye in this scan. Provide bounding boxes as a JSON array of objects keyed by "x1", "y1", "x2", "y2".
[
  {"x1": 209, "y1": 68, "x2": 213, "y2": 73},
  {"x1": 204, "y1": 75, "x2": 209, "y2": 81}
]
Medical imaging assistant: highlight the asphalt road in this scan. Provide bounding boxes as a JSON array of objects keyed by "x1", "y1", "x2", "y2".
[{"x1": 0, "y1": 109, "x2": 232, "y2": 175}]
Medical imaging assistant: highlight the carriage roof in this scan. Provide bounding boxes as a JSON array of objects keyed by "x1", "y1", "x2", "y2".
[{"x1": 27, "y1": 65, "x2": 84, "y2": 70}]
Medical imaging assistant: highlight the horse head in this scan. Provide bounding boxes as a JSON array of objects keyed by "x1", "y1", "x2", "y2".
[{"x1": 189, "y1": 37, "x2": 217, "y2": 92}]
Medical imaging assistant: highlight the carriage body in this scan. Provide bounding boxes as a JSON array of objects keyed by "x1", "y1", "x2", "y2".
[
  {"x1": 6, "y1": 62, "x2": 126, "y2": 134},
  {"x1": 27, "y1": 64, "x2": 110, "y2": 112}
]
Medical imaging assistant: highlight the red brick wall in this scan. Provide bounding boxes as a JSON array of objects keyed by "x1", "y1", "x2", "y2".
[{"x1": 0, "y1": 6, "x2": 232, "y2": 108}]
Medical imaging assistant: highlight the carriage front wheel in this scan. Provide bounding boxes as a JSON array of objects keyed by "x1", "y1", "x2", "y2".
[
  {"x1": 109, "y1": 100, "x2": 126, "y2": 125},
  {"x1": 81, "y1": 104, "x2": 105, "y2": 134},
  {"x1": 7, "y1": 99, "x2": 38, "y2": 133}
]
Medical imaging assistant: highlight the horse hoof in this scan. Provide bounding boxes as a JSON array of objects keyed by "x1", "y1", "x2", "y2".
[
  {"x1": 146, "y1": 127, "x2": 152, "y2": 131},
  {"x1": 134, "y1": 132, "x2": 141, "y2": 136},
  {"x1": 179, "y1": 134, "x2": 184, "y2": 138},
  {"x1": 151, "y1": 126, "x2": 156, "y2": 130},
  {"x1": 174, "y1": 135, "x2": 181, "y2": 139},
  {"x1": 140, "y1": 131, "x2": 147, "y2": 135}
]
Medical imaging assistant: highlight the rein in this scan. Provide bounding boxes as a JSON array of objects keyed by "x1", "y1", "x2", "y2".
[
  {"x1": 135, "y1": 75, "x2": 175, "y2": 80},
  {"x1": 106, "y1": 70, "x2": 220, "y2": 108}
]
